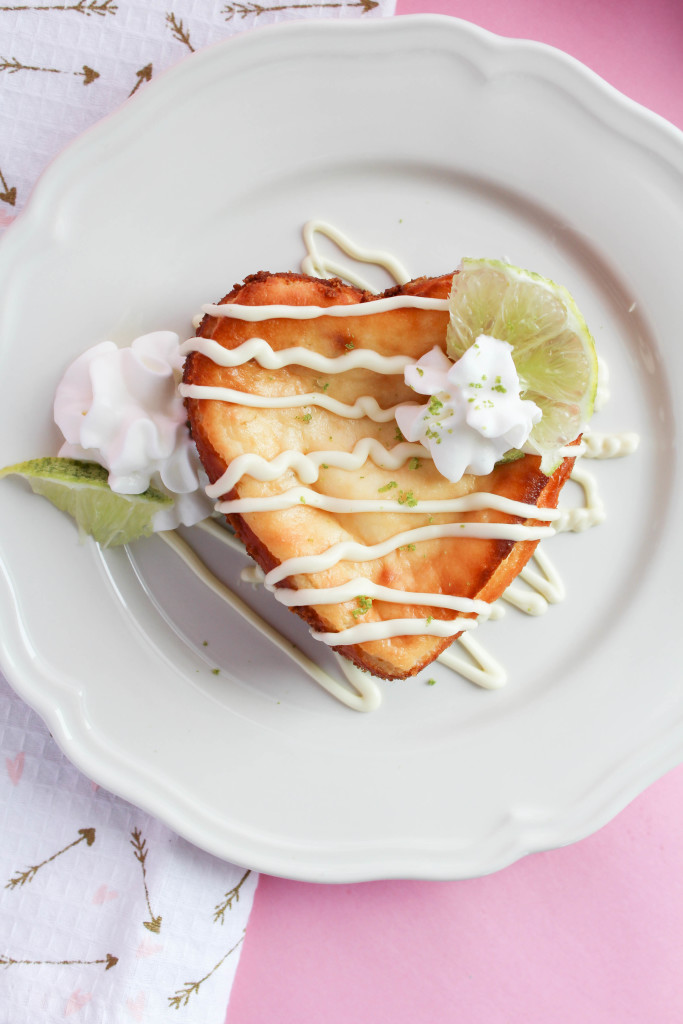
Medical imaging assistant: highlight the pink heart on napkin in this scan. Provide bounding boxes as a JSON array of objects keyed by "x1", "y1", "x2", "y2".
[
  {"x1": 92, "y1": 883, "x2": 119, "y2": 904},
  {"x1": 136, "y1": 937, "x2": 162, "y2": 958},
  {"x1": 126, "y1": 992, "x2": 146, "y2": 1021},
  {"x1": 65, "y1": 989, "x2": 92, "y2": 1017},
  {"x1": 6, "y1": 751, "x2": 24, "y2": 786}
]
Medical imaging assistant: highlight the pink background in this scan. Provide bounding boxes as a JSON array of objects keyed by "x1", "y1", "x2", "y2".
[{"x1": 226, "y1": 3, "x2": 683, "y2": 1022}]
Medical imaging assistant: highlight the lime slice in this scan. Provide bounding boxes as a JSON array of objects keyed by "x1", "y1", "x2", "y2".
[
  {"x1": 446, "y1": 258, "x2": 598, "y2": 474},
  {"x1": 0, "y1": 457, "x2": 173, "y2": 547}
]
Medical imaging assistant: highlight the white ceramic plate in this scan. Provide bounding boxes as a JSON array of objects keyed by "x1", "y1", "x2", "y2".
[{"x1": 1, "y1": 16, "x2": 682, "y2": 882}]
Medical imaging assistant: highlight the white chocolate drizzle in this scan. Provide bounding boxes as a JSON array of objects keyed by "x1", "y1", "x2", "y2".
[
  {"x1": 206, "y1": 439, "x2": 431, "y2": 494},
  {"x1": 498, "y1": 547, "x2": 565, "y2": 615},
  {"x1": 314, "y1": 616, "x2": 477, "y2": 646},
  {"x1": 555, "y1": 464, "x2": 606, "y2": 533},
  {"x1": 179, "y1": 336, "x2": 413, "y2": 375},
  {"x1": 200, "y1": 294, "x2": 449, "y2": 321},
  {"x1": 302, "y1": 219, "x2": 411, "y2": 290},
  {"x1": 181, "y1": 382, "x2": 414, "y2": 423},
  {"x1": 581, "y1": 430, "x2": 639, "y2": 459},
  {"x1": 271, "y1": 577, "x2": 491, "y2": 616},
  {"x1": 437, "y1": 634, "x2": 506, "y2": 691},
  {"x1": 262, "y1": 518, "x2": 552, "y2": 590},
  {"x1": 215, "y1": 486, "x2": 562, "y2": 521}
]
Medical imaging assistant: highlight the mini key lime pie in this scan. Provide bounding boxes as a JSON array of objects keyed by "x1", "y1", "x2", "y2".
[{"x1": 180, "y1": 258, "x2": 597, "y2": 679}]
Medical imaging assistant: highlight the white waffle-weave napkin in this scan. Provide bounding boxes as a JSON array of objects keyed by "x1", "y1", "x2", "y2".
[
  {"x1": 0, "y1": 0, "x2": 396, "y2": 223},
  {"x1": 0, "y1": 671, "x2": 258, "y2": 1024}
]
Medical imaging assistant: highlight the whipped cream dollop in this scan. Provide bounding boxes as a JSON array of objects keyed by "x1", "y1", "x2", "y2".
[
  {"x1": 395, "y1": 337, "x2": 542, "y2": 483},
  {"x1": 54, "y1": 331, "x2": 212, "y2": 530}
]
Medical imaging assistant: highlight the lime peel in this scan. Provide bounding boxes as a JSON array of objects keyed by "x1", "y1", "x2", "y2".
[
  {"x1": 446, "y1": 258, "x2": 598, "y2": 475},
  {"x1": 0, "y1": 457, "x2": 173, "y2": 548}
]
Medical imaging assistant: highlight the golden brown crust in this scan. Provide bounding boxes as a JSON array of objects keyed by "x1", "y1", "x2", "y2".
[{"x1": 184, "y1": 272, "x2": 577, "y2": 680}]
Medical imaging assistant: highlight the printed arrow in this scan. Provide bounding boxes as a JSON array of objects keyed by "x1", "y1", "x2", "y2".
[
  {"x1": 0, "y1": 952, "x2": 118, "y2": 971},
  {"x1": 130, "y1": 828, "x2": 162, "y2": 933},
  {"x1": 129, "y1": 63, "x2": 152, "y2": 97},
  {"x1": 0, "y1": 1, "x2": 116, "y2": 14},
  {"x1": 5, "y1": 828, "x2": 96, "y2": 889},
  {"x1": 0, "y1": 57, "x2": 99, "y2": 83},
  {"x1": 166, "y1": 11, "x2": 194, "y2": 52},
  {"x1": 223, "y1": 0, "x2": 377, "y2": 19},
  {"x1": 0, "y1": 167, "x2": 16, "y2": 206},
  {"x1": 213, "y1": 869, "x2": 252, "y2": 925},
  {"x1": 168, "y1": 935, "x2": 244, "y2": 1009}
]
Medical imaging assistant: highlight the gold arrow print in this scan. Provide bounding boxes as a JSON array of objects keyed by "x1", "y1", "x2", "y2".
[
  {"x1": 0, "y1": 952, "x2": 118, "y2": 970},
  {"x1": 213, "y1": 869, "x2": 252, "y2": 925},
  {"x1": 0, "y1": 1, "x2": 116, "y2": 14},
  {"x1": 168, "y1": 935, "x2": 244, "y2": 1010},
  {"x1": 129, "y1": 63, "x2": 152, "y2": 97},
  {"x1": 223, "y1": 0, "x2": 377, "y2": 18},
  {"x1": 5, "y1": 828, "x2": 96, "y2": 889},
  {"x1": 0, "y1": 166, "x2": 16, "y2": 206},
  {"x1": 129, "y1": 828, "x2": 162, "y2": 933},
  {"x1": 169, "y1": 869, "x2": 253, "y2": 1007},
  {"x1": 0, "y1": 57, "x2": 99, "y2": 83},
  {"x1": 166, "y1": 12, "x2": 194, "y2": 53}
]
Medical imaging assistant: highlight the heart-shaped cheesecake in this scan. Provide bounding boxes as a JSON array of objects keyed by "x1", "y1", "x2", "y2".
[{"x1": 182, "y1": 271, "x2": 577, "y2": 680}]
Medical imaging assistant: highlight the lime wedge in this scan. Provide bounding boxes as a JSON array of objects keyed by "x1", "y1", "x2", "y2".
[
  {"x1": 446, "y1": 258, "x2": 598, "y2": 474},
  {"x1": 0, "y1": 457, "x2": 173, "y2": 547}
]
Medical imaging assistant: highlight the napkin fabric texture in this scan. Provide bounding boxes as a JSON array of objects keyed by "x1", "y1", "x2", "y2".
[
  {"x1": 0, "y1": 672, "x2": 258, "y2": 1024},
  {"x1": 0, "y1": 0, "x2": 396, "y2": 224},
  {"x1": 0, "y1": 0, "x2": 395, "y2": 1021}
]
